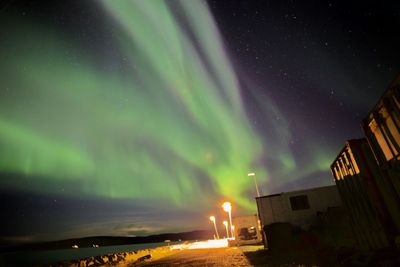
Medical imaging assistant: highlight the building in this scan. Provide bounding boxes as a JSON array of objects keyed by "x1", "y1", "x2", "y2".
[
  {"x1": 361, "y1": 74, "x2": 400, "y2": 207},
  {"x1": 361, "y1": 75, "x2": 400, "y2": 247},
  {"x1": 256, "y1": 185, "x2": 342, "y2": 231},
  {"x1": 329, "y1": 74, "x2": 400, "y2": 249},
  {"x1": 331, "y1": 139, "x2": 391, "y2": 249},
  {"x1": 362, "y1": 75, "x2": 400, "y2": 173}
]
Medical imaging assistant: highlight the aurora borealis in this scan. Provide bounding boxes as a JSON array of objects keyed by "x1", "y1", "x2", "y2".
[
  {"x1": 1, "y1": 0, "x2": 400, "y2": 243},
  {"x1": 1, "y1": 0, "x2": 261, "y2": 209}
]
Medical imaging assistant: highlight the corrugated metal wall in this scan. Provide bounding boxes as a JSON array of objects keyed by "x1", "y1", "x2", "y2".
[
  {"x1": 331, "y1": 140, "x2": 389, "y2": 250},
  {"x1": 330, "y1": 74, "x2": 400, "y2": 250}
]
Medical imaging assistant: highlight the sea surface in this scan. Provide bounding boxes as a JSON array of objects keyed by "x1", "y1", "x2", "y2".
[{"x1": 0, "y1": 241, "x2": 179, "y2": 266}]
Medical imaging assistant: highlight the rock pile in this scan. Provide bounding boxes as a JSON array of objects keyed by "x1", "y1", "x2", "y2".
[{"x1": 48, "y1": 248, "x2": 157, "y2": 266}]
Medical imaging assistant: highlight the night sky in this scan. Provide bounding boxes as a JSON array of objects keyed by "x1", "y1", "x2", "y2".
[{"x1": 0, "y1": 0, "x2": 399, "y2": 245}]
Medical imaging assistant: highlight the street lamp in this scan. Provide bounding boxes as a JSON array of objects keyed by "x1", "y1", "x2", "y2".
[
  {"x1": 248, "y1": 172, "x2": 260, "y2": 197},
  {"x1": 223, "y1": 221, "x2": 229, "y2": 239},
  {"x1": 209, "y1": 216, "x2": 219, "y2": 239},
  {"x1": 222, "y1": 201, "x2": 234, "y2": 238}
]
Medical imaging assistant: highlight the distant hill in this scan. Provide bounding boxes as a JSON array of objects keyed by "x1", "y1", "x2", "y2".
[{"x1": 1, "y1": 230, "x2": 214, "y2": 253}]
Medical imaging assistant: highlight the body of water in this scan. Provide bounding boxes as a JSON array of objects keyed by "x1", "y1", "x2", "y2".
[{"x1": 0, "y1": 242, "x2": 179, "y2": 266}]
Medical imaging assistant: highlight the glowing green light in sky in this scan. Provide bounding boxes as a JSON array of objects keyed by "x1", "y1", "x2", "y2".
[{"x1": 0, "y1": 0, "x2": 265, "y2": 211}]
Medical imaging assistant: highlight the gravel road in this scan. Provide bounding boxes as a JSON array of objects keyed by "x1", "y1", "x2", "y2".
[{"x1": 134, "y1": 247, "x2": 252, "y2": 266}]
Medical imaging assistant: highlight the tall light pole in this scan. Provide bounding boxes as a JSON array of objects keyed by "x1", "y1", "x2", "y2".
[
  {"x1": 223, "y1": 221, "x2": 229, "y2": 239},
  {"x1": 248, "y1": 172, "x2": 260, "y2": 197},
  {"x1": 222, "y1": 202, "x2": 233, "y2": 238},
  {"x1": 209, "y1": 216, "x2": 219, "y2": 239}
]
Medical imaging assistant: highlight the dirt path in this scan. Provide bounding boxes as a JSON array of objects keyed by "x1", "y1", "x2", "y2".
[{"x1": 134, "y1": 247, "x2": 252, "y2": 266}]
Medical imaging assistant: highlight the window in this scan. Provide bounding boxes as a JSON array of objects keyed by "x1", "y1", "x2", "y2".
[{"x1": 290, "y1": 195, "x2": 310, "y2": 211}]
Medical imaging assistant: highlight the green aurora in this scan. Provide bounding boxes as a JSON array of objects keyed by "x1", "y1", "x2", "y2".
[
  {"x1": 1, "y1": 0, "x2": 395, "y2": 242},
  {"x1": 0, "y1": 0, "x2": 267, "y2": 211}
]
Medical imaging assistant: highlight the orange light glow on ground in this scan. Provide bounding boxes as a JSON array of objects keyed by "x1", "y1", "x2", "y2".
[{"x1": 170, "y1": 239, "x2": 230, "y2": 250}]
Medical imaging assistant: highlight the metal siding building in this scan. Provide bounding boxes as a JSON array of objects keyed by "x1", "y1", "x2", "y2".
[
  {"x1": 256, "y1": 185, "x2": 342, "y2": 231},
  {"x1": 362, "y1": 75, "x2": 400, "y2": 196},
  {"x1": 362, "y1": 75, "x2": 400, "y2": 171},
  {"x1": 362, "y1": 76, "x2": 400, "y2": 190},
  {"x1": 331, "y1": 139, "x2": 391, "y2": 249},
  {"x1": 361, "y1": 75, "x2": 400, "y2": 246}
]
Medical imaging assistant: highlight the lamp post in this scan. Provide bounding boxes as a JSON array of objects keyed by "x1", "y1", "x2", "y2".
[
  {"x1": 231, "y1": 225, "x2": 235, "y2": 239},
  {"x1": 223, "y1": 221, "x2": 229, "y2": 239},
  {"x1": 222, "y1": 201, "x2": 233, "y2": 238},
  {"x1": 209, "y1": 216, "x2": 219, "y2": 239},
  {"x1": 248, "y1": 172, "x2": 260, "y2": 197}
]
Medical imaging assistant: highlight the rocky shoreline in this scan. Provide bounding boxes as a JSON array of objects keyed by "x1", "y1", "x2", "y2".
[{"x1": 47, "y1": 244, "x2": 182, "y2": 267}]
